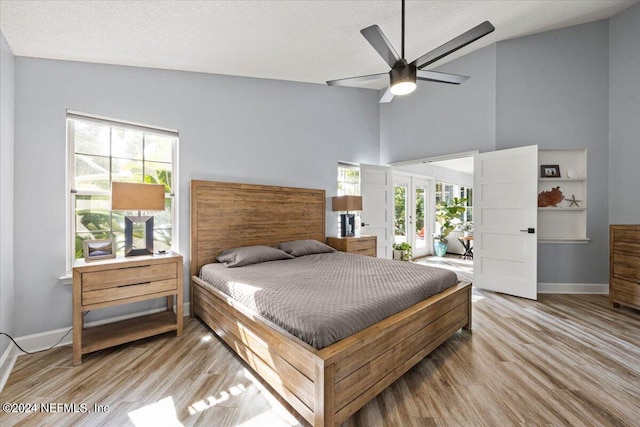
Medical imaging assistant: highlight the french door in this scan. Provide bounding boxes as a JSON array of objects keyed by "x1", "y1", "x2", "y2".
[{"x1": 394, "y1": 174, "x2": 432, "y2": 258}]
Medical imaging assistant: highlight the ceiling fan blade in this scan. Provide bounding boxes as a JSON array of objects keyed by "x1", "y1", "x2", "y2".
[
  {"x1": 411, "y1": 21, "x2": 495, "y2": 70},
  {"x1": 360, "y1": 25, "x2": 401, "y2": 69},
  {"x1": 326, "y1": 72, "x2": 388, "y2": 87},
  {"x1": 379, "y1": 87, "x2": 395, "y2": 103},
  {"x1": 417, "y1": 70, "x2": 469, "y2": 85}
]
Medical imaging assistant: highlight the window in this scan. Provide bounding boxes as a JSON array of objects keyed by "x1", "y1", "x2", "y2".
[
  {"x1": 460, "y1": 186, "x2": 473, "y2": 222},
  {"x1": 435, "y1": 181, "x2": 473, "y2": 225},
  {"x1": 67, "y1": 111, "x2": 178, "y2": 271},
  {"x1": 337, "y1": 163, "x2": 360, "y2": 196}
]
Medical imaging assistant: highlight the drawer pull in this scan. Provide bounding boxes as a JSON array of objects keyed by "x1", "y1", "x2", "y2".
[
  {"x1": 119, "y1": 265, "x2": 152, "y2": 270},
  {"x1": 118, "y1": 282, "x2": 151, "y2": 288}
]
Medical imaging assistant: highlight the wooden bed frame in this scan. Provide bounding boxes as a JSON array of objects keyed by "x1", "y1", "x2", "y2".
[{"x1": 190, "y1": 179, "x2": 472, "y2": 426}]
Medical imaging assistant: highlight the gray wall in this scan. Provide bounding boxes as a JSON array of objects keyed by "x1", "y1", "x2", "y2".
[
  {"x1": 381, "y1": 19, "x2": 623, "y2": 284},
  {"x1": 380, "y1": 45, "x2": 496, "y2": 164},
  {"x1": 609, "y1": 3, "x2": 640, "y2": 224},
  {"x1": 0, "y1": 32, "x2": 15, "y2": 356},
  {"x1": 496, "y1": 21, "x2": 610, "y2": 284},
  {"x1": 13, "y1": 58, "x2": 380, "y2": 336}
]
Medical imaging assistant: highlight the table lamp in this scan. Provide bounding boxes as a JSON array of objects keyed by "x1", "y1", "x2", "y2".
[
  {"x1": 111, "y1": 182, "x2": 166, "y2": 256},
  {"x1": 331, "y1": 195, "x2": 363, "y2": 237}
]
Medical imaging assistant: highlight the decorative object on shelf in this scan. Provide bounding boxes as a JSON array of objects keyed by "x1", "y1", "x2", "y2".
[
  {"x1": 332, "y1": 195, "x2": 363, "y2": 237},
  {"x1": 83, "y1": 239, "x2": 116, "y2": 261},
  {"x1": 434, "y1": 197, "x2": 467, "y2": 256},
  {"x1": 566, "y1": 194, "x2": 582, "y2": 207},
  {"x1": 566, "y1": 169, "x2": 579, "y2": 179},
  {"x1": 540, "y1": 164, "x2": 561, "y2": 178},
  {"x1": 538, "y1": 186, "x2": 564, "y2": 207},
  {"x1": 392, "y1": 242, "x2": 412, "y2": 261},
  {"x1": 111, "y1": 182, "x2": 166, "y2": 256}
]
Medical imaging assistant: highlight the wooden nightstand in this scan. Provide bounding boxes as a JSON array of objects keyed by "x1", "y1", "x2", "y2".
[
  {"x1": 326, "y1": 235, "x2": 377, "y2": 257},
  {"x1": 72, "y1": 252, "x2": 183, "y2": 365}
]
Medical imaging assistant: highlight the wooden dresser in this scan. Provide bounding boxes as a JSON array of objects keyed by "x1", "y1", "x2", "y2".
[
  {"x1": 609, "y1": 225, "x2": 640, "y2": 310},
  {"x1": 326, "y1": 235, "x2": 377, "y2": 257}
]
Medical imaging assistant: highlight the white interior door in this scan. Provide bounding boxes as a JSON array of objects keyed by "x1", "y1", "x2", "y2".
[
  {"x1": 473, "y1": 145, "x2": 538, "y2": 300},
  {"x1": 360, "y1": 164, "x2": 393, "y2": 258}
]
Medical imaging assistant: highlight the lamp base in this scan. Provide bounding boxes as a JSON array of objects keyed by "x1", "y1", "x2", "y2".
[
  {"x1": 340, "y1": 213, "x2": 356, "y2": 237},
  {"x1": 124, "y1": 215, "x2": 154, "y2": 256}
]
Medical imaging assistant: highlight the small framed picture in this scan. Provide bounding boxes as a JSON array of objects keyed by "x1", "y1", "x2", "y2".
[
  {"x1": 83, "y1": 239, "x2": 116, "y2": 261},
  {"x1": 540, "y1": 165, "x2": 561, "y2": 178}
]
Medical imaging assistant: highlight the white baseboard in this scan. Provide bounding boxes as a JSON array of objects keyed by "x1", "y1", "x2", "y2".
[
  {"x1": 0, "y1": 341, "x2": 18, "y2": 392},
  {"x1": 538, "y1": 283, "x2": 609, "y2": 294},
  {"x1": 9, "y1": 302, "x2": 190, "y2": 356}
]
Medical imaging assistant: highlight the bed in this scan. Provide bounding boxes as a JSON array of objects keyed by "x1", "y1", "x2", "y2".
[{"x1": 190, "y1": 180, "x2": 472, "y2": 426}]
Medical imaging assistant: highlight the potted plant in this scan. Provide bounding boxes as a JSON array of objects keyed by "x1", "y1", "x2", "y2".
[
  {"x1": 434, "y1": 197, "x2": 467, "y2": 257},
  {"x1": 392, "y1": 242, "x2": 412, "y2": 261},
  {"x1": 460, "y1": 221, "x2": 474, "y2": 237}
]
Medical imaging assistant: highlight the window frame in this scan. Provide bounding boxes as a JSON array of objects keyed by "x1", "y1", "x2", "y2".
[
  {"x1": 337, "y1": 162, "x2": 360, "y2": 197},
  {"x1": 65, "y1": 111, "x2": 179, "y2": 274}
]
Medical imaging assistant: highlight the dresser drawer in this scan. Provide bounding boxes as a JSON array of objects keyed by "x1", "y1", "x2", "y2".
[
  {"x1": 610, "y1": 278, "x2": 640, "y2": 307},
  {"x1": 82, "y1": 278, "x2": 177, "y2": 306},
  {"x1": 613, "y1": 229, "x2": 640, "y2": 244},
  {"x1": 82, "y1": 263, "x2": 177, "y2": 291},
  {"x1": 612, "y1": 254, "x2": 640, "y2": 283},
  {"x1": 613, "y1": 240, "x2": 640, "y2": 257},
  {"x1": 610, "y1": 225, "x2": 640, "y2": 310}
]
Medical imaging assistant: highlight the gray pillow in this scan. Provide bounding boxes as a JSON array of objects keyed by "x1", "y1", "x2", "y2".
[
  {"x1": 216, "y1": 245, "x2": 293, "y2": 267},
  {"x1": 276, "y1": 239, "x2": 336, "y2": 257}
]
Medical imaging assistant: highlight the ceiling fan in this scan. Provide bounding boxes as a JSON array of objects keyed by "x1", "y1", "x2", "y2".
[{"x1": 326, "y1": 0, "x2": 495, "y2": 103}]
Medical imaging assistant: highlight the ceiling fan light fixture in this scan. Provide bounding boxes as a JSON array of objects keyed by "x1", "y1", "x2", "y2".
[
  {"x1": 389, "y1": 64, "x2": 417, "y2": 96},
  {"x1": 390, "y1": 80, "x2": 416, "y2": 96}
]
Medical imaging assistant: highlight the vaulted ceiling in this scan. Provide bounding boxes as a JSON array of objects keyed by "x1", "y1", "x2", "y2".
[{"x1": 1, "y1": 1, "x2": 636, "y2": 89}]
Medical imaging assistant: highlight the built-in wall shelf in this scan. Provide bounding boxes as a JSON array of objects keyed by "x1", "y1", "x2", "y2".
[
  {"x1": 538, "y1": 237, "x2": 591, "y2": 244},
  {"x1": 539, "y1": 177, "x2": 587, "y2": 182},
  {"x1": 538, "y1": 149, "x2": 588, "y2": 243},
  {"x1": 538, "y1": 207, "x2": 587, "y2": 211}
]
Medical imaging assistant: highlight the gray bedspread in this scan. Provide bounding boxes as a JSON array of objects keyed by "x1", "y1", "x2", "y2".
[{"x1": 200, "y1": 251, "x2": 459, "y2": 349}]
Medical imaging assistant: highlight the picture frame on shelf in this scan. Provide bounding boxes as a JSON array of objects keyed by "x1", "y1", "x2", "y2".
[
  {"x1": 540, "y1": 165, "x2": 561, "y2": 178},
  {"x1": 83, "y1": 239, "x2": 116, "y2": 261}
]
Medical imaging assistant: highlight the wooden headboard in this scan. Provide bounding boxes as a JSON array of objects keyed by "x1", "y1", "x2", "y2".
[{"x1": 190, "y1": 180, "x2": 326, "y2": 280}]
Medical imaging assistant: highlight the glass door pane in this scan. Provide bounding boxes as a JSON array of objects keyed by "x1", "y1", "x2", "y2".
[
  {"x1": 394, "y1": 184, "x2": 408, "y2": 244},
  {"x1": 414, "y1": 186, "x2": 427, "y2": 251}
]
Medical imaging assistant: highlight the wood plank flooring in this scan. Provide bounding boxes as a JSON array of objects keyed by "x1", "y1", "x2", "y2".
[{"x1": 2, "y1": 289, "x2": 639, "y2": 426}]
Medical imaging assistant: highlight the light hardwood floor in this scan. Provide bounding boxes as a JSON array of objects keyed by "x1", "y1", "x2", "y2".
[{"x1": 2, "y1": 289, "x2": 639, "y2": 427}]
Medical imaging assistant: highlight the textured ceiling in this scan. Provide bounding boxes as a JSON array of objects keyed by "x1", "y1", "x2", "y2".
[{"x1": 1, "y1": 1, "x2": 637, "y2": 89}]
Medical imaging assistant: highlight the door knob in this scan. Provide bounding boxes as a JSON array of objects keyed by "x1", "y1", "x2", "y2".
[
  {"x1": 519, "y1": 228, "x2": 535, "y2": 234},
  {"x1": 361, "y1": 222, "x2": 370, "y2": 227}
]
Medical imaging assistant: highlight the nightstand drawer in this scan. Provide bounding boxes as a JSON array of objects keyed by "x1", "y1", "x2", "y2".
[
  {"x1": 326, "y1": 235, "x2": 377, "y2": 257},
  {"x1": 348, "y1": 238, "x2": 376, "y2": 251},
  {"x1": 82, "y1": 278, "x2": 177, "y2": 306},
  {"x1": 82, "y1": 263, "x2": 177, "y2": 291},
  {"x1": 350, "y1": 247, "x2": 376, "y2": 257}
]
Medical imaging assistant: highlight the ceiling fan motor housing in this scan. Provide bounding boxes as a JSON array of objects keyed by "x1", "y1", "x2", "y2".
[{"x1": 390, "y1": 61, "x2": 417, "y2": 95}]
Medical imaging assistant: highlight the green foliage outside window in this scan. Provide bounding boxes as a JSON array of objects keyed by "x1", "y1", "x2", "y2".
[{"x1": 71, "y1": 117, "x2": 176, "y2": 260}]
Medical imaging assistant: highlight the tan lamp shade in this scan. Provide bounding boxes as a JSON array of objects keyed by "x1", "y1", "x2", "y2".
[
  {"x1": 111, "y1": 182, "x2": 166, "y2": 211},
  {"x1": 331, "y1": 195, "x2": 363, "y2": 212}
]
